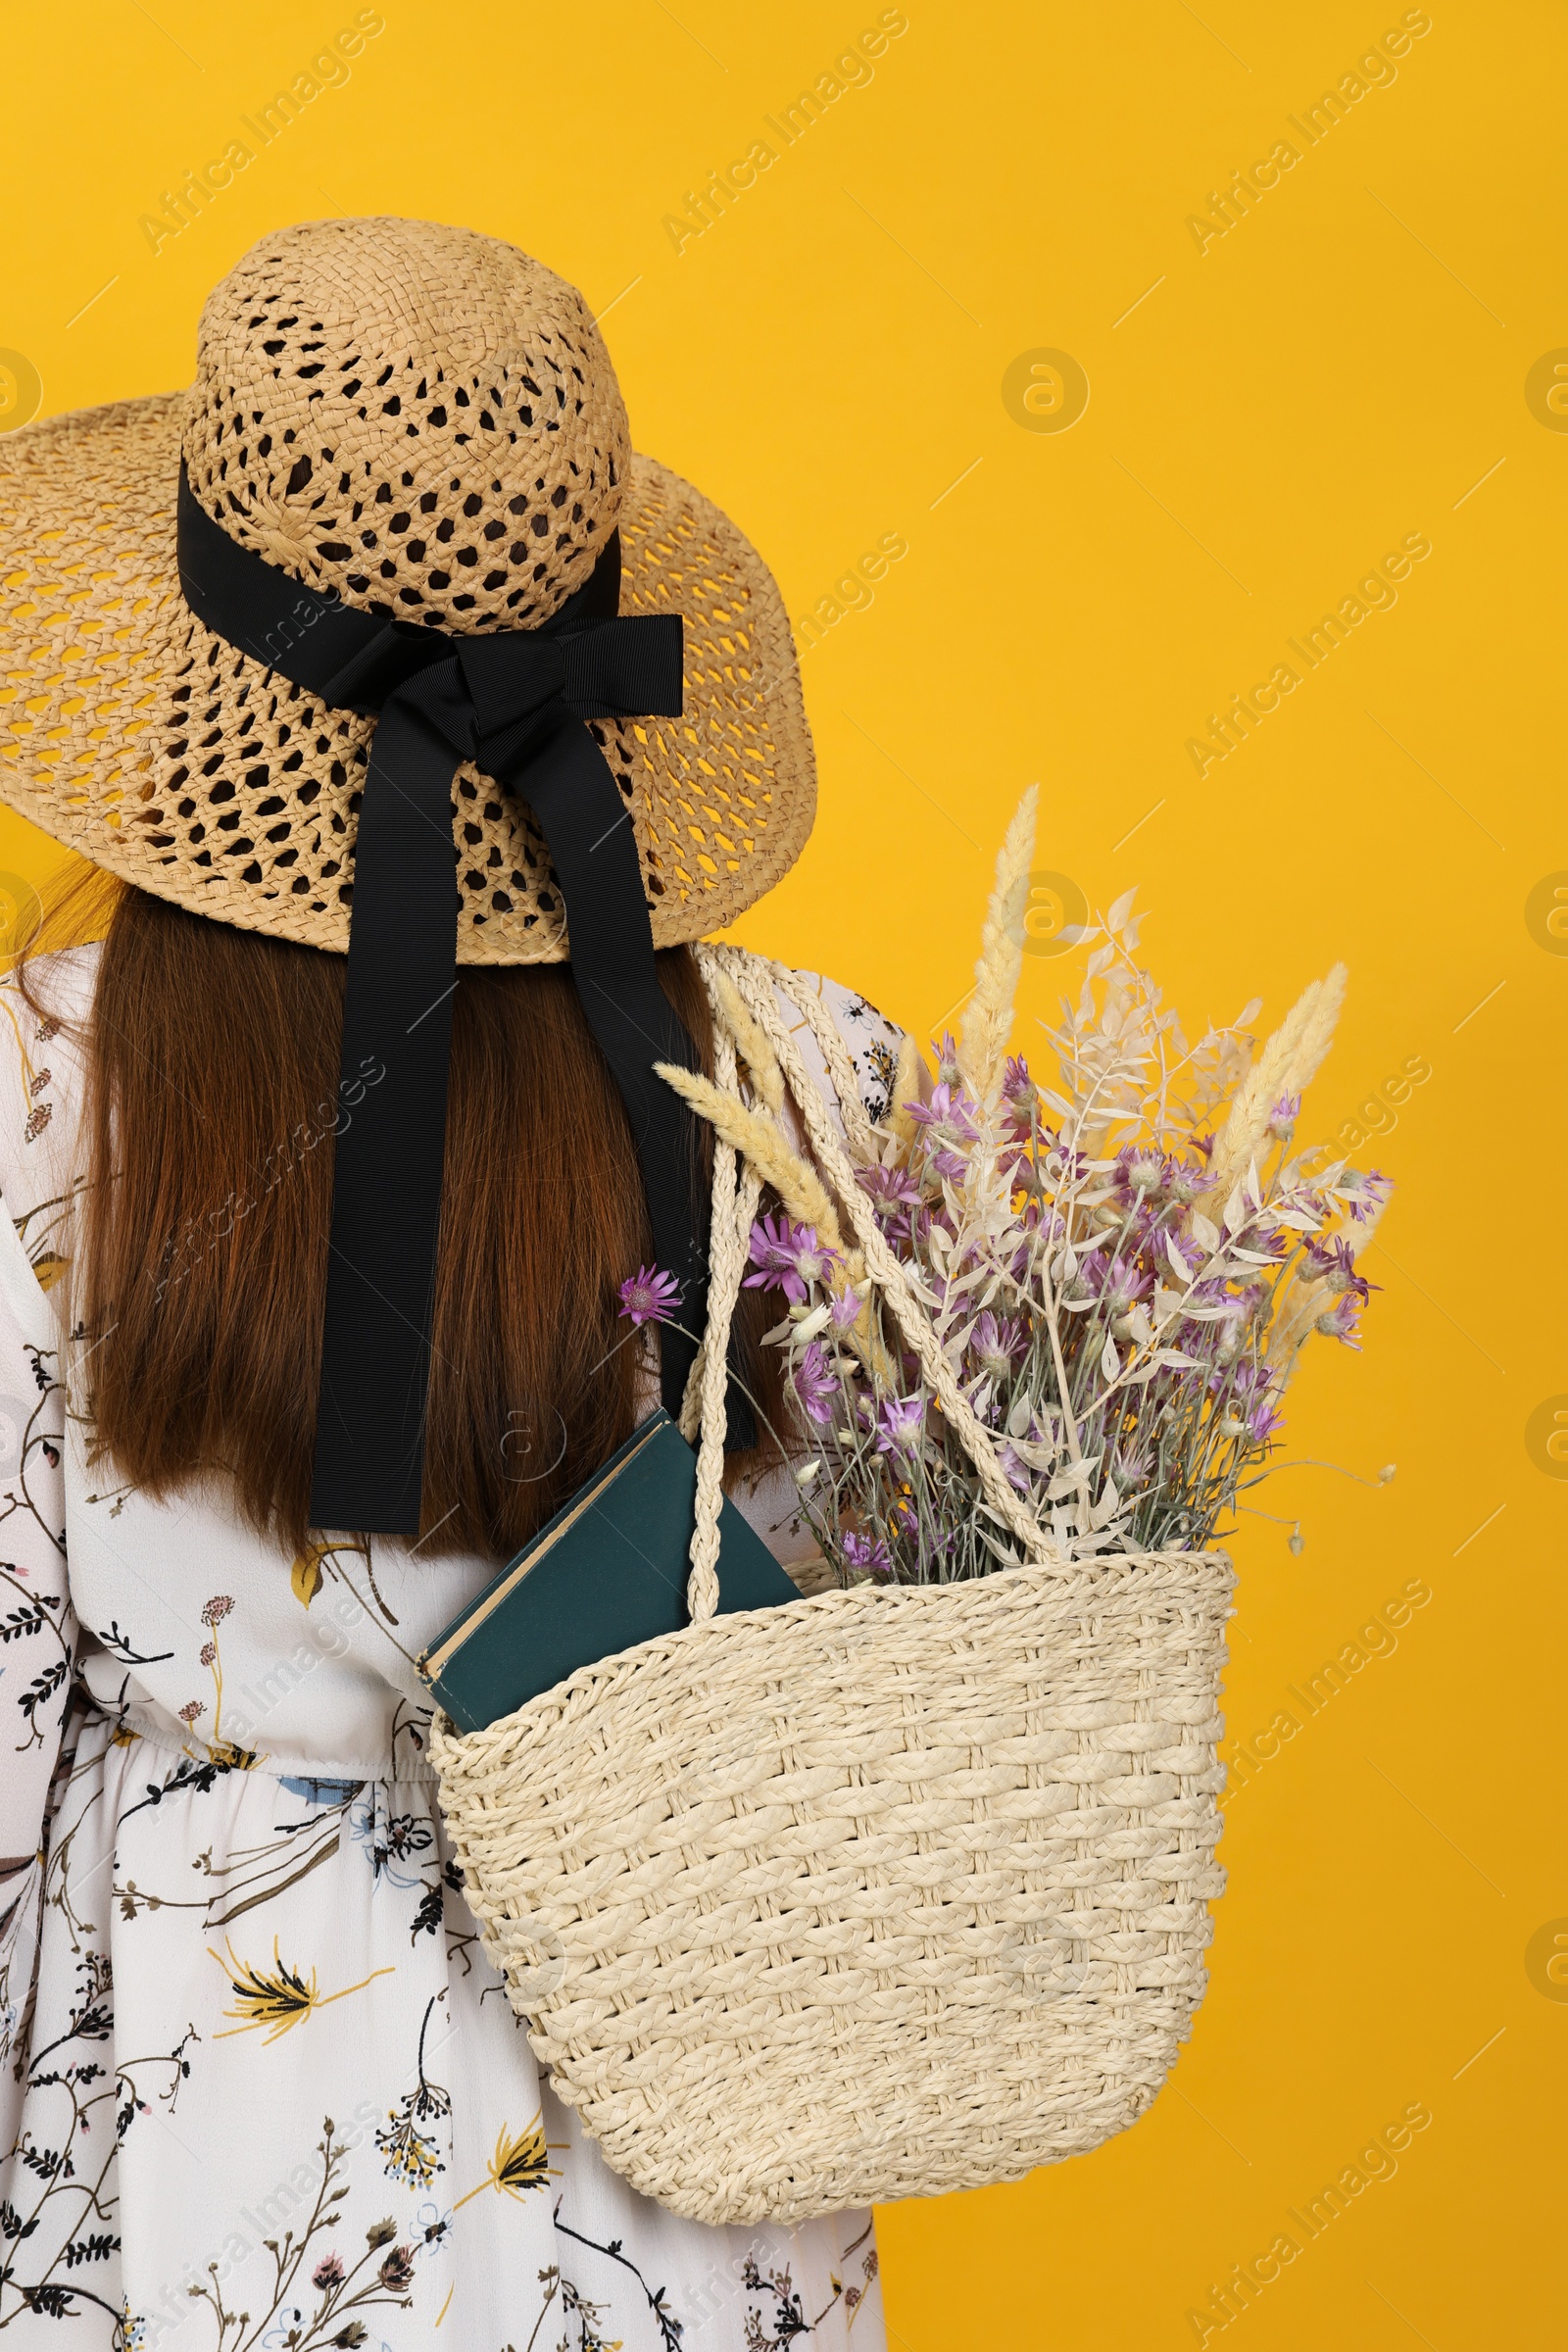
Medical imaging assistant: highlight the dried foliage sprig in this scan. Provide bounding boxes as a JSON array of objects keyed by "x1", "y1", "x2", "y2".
[
  {"x1": 708, "y1": 964, "x2": 787, "y2": 1117},
  {"x1": 656, "y1": 1062, "x2": 845, "y2": 1254},
  {"x1": 957, "y1": 783, "x2": 1036, "y2": 1107},
  {"x1": 667, "y1": 791, "x2": 1391, "y2": 1585}
]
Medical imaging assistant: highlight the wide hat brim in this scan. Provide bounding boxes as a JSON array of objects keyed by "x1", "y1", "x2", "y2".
[{"x1": 0, "y1": 392, "x2": 814, "y2": 961}]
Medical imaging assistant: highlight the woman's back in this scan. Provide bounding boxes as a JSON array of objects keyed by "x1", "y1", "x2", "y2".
[{"x1": 0, "y1": 940, "x2": 895, "y2": 2349}]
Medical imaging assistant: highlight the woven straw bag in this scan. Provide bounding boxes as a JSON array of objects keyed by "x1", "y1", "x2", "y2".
[{"x1": 430, "y1": 950, "x2": 1233, "y2": 2224}]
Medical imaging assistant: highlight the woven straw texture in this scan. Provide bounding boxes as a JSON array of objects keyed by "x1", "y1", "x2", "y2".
[
  {"x1": 429, "y1": 945, "x2": 1234, "y2": 2222},
  {"x1": 430, "y1": 1550, "x2": 1232, "y2": 2223},
  {"x1": 0, "y1": 218, "x2": 814, "y2": 960}
]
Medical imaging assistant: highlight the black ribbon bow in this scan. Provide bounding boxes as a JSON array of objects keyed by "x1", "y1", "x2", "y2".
[{"x1": 176, "y1": 466, "x2": 736, "y2": 1536}]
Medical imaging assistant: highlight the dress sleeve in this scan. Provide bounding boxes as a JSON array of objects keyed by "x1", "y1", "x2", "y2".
[
  {"x1": 767, "y1": 970, "x2": 907, "y2": 1131},
  {"x1": 0, "y1": 971, "x2": 77, "y2": 2139},
  {"x1": 0, "y1": 1197, "x2": 73, "y2": 1871}
]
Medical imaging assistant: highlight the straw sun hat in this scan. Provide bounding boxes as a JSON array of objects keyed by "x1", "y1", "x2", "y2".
[
  {"x1": 0, "y1": 215, "x2": 815, "y2": 960},
  {"x1": 0, "y1": 217, "x2": 816, "y2": 1534}
]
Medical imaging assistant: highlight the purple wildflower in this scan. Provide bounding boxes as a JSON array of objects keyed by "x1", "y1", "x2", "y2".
[
  {"x1": 1163, "y1": 1154, "x2": 1207, "y2": 1207},
  {"x1": 1269, "y1": 1091, "x2": 1300, "y2": 1142},
  {"x1": 933, "y1": 1031, "x2": 962, "y2": 1088},
  {"x1": 1232, "y1": 1361, "x2": 1284, "y2": 1444},
  {"x1": 617, "y1": 1263, "x2": 682, "y2": 1327},
  {"x1": 1110, "y1": 1442, "x2": 1153, "y2": 1490},
  {"x1": 1002, "y1": 1057, "x2": 1045, "y2": 1140},
  {"x1": 875, "y1": 1395, "x2": 925, "y2": 1455},
  {"x1": 1341, "y1": 1166, "x2": 1394, "y2": 1222},
  {"x1": 746, "y1": 1214, "x2": 840, "y2": 1305},
  {"x1": 792, "y1": 1341, "x2": 839, "y2": 1426},
  {"x1": 1080, "y1": 1250, "x2": 1152, "y2": 1320},
  {"x1": 1315, "y1": 1296, "x2": 1362, "y2": 1349},
  {"x1": 1113, "y1": 1145, "x2": 1165, "y2": 1202},
  {"x1": 907, "y1": 1080, "x2": 980, "y2": 1163},
  {"x1": 821, "y1": 1287, "x2": 858, "y2": 1336},
  {"x1": 856, "y1": 1163, "x2": 922, "y2": 1241},
  {"x1": 842, "y1": 1530, "x2": 895, "y2": 1581},
  {"x1": 1248, "y1": 1396, "x2": 1285, "y2": 1445},
  {"x1": 1214, "y1": 1388, "x2": 1284, "y2": 1444},
  {"x1": 969, "y1": 1311, "x2": 1025, "y2": 1382},
  {"x1": 1301, "y1": 1237, "x2": 1375, "y2": 1305}
]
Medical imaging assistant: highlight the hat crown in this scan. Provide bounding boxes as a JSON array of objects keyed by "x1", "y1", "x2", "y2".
[{"x1": 182, "y1": 217, "x2": 630, "y2": 630}]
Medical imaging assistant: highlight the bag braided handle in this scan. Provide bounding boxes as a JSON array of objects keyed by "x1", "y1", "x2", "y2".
[
  {"x1": 768, "y1": 963, "x2": 881, "y2": 1163},
  {"x1": 682, "y1": 1008, "x2": 763, "y2": 1620},
  {"x1": 682, "y1": 949, "x2": 1060, "y2": 1614}
]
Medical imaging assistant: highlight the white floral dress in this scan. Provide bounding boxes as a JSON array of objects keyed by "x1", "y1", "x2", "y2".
[{"x1": 0, "y1": 946, "x2": 900, "y2": 2352}]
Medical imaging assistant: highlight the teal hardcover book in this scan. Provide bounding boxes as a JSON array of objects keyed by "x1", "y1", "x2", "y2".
[{"x1": 416, "y1": 1408, "x2": 803, "y2": 1733}]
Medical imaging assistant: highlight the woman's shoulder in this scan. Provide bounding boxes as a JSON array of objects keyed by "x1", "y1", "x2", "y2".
[{"x1": 772, "y1": 966, "x2": 906, "y2": 1129}]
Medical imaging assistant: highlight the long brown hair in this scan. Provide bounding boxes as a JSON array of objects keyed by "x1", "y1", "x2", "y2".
[{"x1": 26, "y1": 878, "x2": 781, "y2": 1560}]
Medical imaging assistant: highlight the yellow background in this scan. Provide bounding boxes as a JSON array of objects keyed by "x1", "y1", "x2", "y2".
[{"x1": 2, "y1": 2, "x2": 1560, "y2": 2341}]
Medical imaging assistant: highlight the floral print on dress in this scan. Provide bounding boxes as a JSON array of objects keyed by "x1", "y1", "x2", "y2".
[{"x1": 776, "y1": 976, "x2": 903, "y2": 1128}]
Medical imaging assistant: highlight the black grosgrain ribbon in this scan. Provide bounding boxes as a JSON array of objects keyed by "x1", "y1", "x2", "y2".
[{"x1": 176, "y1": 465, "x2": 734, "y2": 1536}]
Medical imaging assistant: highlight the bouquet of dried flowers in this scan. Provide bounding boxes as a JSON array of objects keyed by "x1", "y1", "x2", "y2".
[{"x1": 658, "y1": 789, "x2": 1391, "y2": 1585}]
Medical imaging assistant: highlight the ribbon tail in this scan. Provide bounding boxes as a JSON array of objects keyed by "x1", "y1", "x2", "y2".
[
  {"x1": 309, "y1": 693, "x2": 462, "y2": 1534},
  {"x1": 516, "y1": 719, "x2": 752, "y2": 1441}
]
